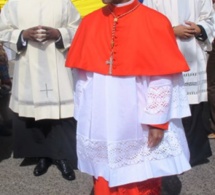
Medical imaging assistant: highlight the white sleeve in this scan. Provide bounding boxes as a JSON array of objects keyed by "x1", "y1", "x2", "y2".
[
  {"x1": 138, "y1": 74, "x2": 191, "y2": 125},
  {"x1": 0, "y1": 2, "x2": 22, "y2": 53},
  {"x1": 57, "y1": 0, "x2": 81, "y2": 52},
  {"x1": 196, "y1": 0, "x2": 215, "y2": 51}
]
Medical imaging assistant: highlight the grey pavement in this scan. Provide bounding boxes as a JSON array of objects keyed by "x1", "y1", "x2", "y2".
[{"x1": 0, "y1": 133, "x2": 215, "y2": 195}]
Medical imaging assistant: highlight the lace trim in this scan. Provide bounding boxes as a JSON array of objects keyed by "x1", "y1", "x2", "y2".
[
  {"x1": 145, "y1": 85, "x2": 171, "y2": 114},
  {"x1": 77, "y1": 124, "x2": 185, "y2": 169},
  {"x1": 144, "y1": 76, "x2": 188, "y2": 115}
]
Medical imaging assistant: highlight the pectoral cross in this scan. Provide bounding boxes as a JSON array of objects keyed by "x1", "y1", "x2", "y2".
[
  {"x1": 106, "y1": 55, "x2": 113, "y2": 75},
  {"x1": 40, "y1": 83, "x2": 53, "y2": 97}
]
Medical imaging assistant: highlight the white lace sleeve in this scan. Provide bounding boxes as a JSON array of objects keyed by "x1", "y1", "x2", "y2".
[
  {"x1": 145, "y1": 77, "x2": 172, "y2": 115},
  {"x1": 138, "y1": 74, "x2": 190, "y2": 125}
]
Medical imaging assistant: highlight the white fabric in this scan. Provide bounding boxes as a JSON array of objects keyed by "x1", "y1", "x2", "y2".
[
  {"x1": 114, "y1": 0, "x2": 134, "y2": 7},
  {"x1": 144, "y1": 0, "x2": 215, "y2": 104},
  {"x1": 0, "y1": 0, "x2": 81, "y2": 120},
  {"x1": 73, "y1": 70, "x2": 191, "y2": 187},
  {"x1": 3, "y1": 46, "x2": 15, "y2": 61}
]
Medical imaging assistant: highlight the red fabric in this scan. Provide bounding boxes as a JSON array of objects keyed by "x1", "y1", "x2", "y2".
[
  {"x1": 66, "y1": 0, "x2": 189, "y2": 76},
  {"x1": 94, "y1": 177, "x2": 161, "y2": 195},
  {"x1": 149, "y1": 122, "x2": 169, "y2": 130}
]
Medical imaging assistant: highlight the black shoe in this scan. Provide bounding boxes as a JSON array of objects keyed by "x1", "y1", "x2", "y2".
[
  {"x1": 54, "y1": 159, "x2": 76, "y2": 181},
  {"x1": 33, "y1": 158, "x2": 52, "y2": 176}
]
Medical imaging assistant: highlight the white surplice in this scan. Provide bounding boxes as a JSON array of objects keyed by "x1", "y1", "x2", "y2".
[
  {"x1": 0, "y1": 0, "x2": 81, "y2": 120},
  {"x1": 73, "y1": 70, "x2": 191, "y2": 187},
  {"x1": 144, "y1": 0, "x2": 214, "y2": 104}
]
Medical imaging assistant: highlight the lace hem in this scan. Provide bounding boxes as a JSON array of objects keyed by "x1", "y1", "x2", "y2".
[{"x1": 77, "y1": 122, "x2": 186, "y2": 169}]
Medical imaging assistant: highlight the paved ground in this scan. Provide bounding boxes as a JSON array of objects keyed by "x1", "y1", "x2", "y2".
[{"x1": 0, "y1": 131, "x2": 215, "y2": 195}]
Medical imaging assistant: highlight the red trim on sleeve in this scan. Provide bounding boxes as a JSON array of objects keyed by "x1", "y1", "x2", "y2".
[{"x1": 149, "y1": 122, "x2": 169, "y2": 130}]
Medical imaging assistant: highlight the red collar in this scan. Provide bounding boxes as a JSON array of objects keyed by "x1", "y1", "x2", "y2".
[{"x1": 106, "y1": 0, "x2": 140, "y2": 17}]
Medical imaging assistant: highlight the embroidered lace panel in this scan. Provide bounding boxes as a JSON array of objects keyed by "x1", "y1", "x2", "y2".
[
  {"x1": 78, "y1": 123, "x2": 186, "y2": 169},
  {"x1": 144, "y1": 76, "x2": 188, "y2": 115}
]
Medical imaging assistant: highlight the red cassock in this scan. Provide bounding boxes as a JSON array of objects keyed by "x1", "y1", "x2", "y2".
[{"x1": 66, "y1": 0, "x2": 189, "y2": 76}]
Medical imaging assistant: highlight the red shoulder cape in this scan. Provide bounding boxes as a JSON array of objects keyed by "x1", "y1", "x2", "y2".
[{"x1": 66, "y1": 0, "x2": 189, "y2": 76}]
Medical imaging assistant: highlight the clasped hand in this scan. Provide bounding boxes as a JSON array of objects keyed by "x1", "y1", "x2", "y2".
[
  {"x1": 22, "y1": 26, "x2": 61, "y2": 42},
  {"x1": 173, "y1": 21, "x2": 201, "y2": 39}
]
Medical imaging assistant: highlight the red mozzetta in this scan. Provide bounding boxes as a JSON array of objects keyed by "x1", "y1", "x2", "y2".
[{"x1": 66, "y1": 0, "x2": 189, "y2": 76}]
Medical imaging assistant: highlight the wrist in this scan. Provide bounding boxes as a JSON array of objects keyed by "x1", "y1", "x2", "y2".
[
  {"x1": 149, "y1": 122, "x2": 169, "y2": 130},
  {"x1": 195, "y1": 25, "x2": 207, "y2": 41},
  {"x1": 21, "y1": 31, "x2": 27, "y2": 46}
]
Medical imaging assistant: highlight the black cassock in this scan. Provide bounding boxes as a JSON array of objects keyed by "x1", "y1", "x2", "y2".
[
  {"x1": 182, "y1": 102, "x2": 212, "y2": 167},
  {"x1": 13, "y1": 114, "x2": 77, "y2": 169}
]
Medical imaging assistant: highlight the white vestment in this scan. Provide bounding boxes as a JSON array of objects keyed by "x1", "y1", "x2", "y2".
[
  {"x1": 0, "y1": 0, "x2": 81, "y2": 120},
  {"x1": 144, "y1": 0, "x2": 214, "y2": 104},
  {"x1": 74, "y1": 70, "x2": 191, "y2": 187}
]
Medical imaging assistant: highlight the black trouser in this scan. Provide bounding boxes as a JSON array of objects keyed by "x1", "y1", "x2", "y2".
[
  {"x1": 182, "y1": 103, "x2": 212, "y2": 166},
  {"x1": 13, "y1": 114, "x2": 77, "y2": 169}
]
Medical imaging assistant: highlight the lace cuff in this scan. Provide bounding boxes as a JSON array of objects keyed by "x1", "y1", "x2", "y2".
[{"x1": 139, "y1": 74, "x2": 190, "y2": 125}]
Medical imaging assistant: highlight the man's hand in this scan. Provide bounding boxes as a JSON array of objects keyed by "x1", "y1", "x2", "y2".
[
  {"x1": 173, "y1": 24, "x2": 195, "y2": 39},
  {"x1": 40, "y1": 26, "x2": 61, "y2": 42},
  {"x1": 148, "y1": 127, "x2": 164, "y2": 148},
  {"x1": 22, "y1": 26, "x2": 41, "y2": 42},
  {"x1": 185, "y1": 21, "x2": 201, "y2": 35},
  {"x1": 22, "y1": 26, "x2": 61, "y2": 42},
  {"x1": 173, "y1": 21, "x2": 201, "y2": 39}
]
